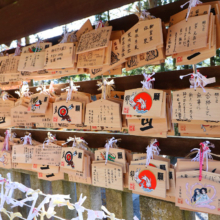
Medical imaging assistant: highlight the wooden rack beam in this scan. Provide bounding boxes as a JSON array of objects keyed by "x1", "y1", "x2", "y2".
[
  {"x1": 0, "y1": 128, "x2": 219, "y2": 158},
  {"x1": 0, "y1": 0, "x2": 215, "y2": 45},
  {"x1": 5, "y1": 65, "x2": 220, "y2": 96}
]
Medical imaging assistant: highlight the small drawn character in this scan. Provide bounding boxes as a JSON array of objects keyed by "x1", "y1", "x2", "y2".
[
  {"x1": 0, "y1": 153, "x2": 8, "y2": 166},
  {"x1": 129, "y1": 92, "x2": 137, "y2": 107},
  {"x1": 31, "y1": 96, "x2": 42, "y2": 111}
]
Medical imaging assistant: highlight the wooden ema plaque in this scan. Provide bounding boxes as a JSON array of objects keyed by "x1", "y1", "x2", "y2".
[
  {"x1": 32, "y1": 164, "x2": 59, "y2": 174},
  {"x1": 60, "y1": 147, "x2": 84, "y2": 172},
  {"x1": 169, "y1": 5, "x2": 211, "y2": 26},
  {"x1": 38, "y1": 172, "x2": 64, "y2": 181},
  {"x1": 178, "y1": 123, "x2": 220, "y2": 135},
  {"x1": 11, "y1": 105, "x2": 31, "y2": 127},
  {"x1": 12, "y1": 144, "x2": 35, "y2": 164},
  {"x1": 30, "y1": 103, "x2": 53, "y2": 127},
  {"x1": 77, "y1": 48, "x2": 105, "y2": 68},
  {"x1": 18, "y1": 51, "x2": 46, "y2": 72},
  {"x1": 0, "y1": 56, "x2": 20, "y2": 74},
  {"x1": 130, "y1": 159, "x2": 170, "y2": 189},
  {"x1": 70, "y1": 19, "x2": 93, "y2": 42},
  {"x1": 176, "y1": 159, "x2": 220, "y2": 173},
  {"x1": 129, "y1": 165, "x2": 166, "y2": 198},
  {"x1": 89, "y1": 39, "x2": 125, "y2": 78},
  {"x1": 176, "y1": 172, "x2": 220, "y2": 215},
  {"x1": 52, "y1": 100, "x2": 82, "y2": 124},
  {"x1": 13, "y1": 163, "x2": 32, "y2": 171},
  {"x1": 167, "y1": 168, "x2": 175, "y2": 198},
  {"x1": 122, "y1": 88, "x2": 164, "y2": 117},
  {"x1": 92, "y1": 161, "x2": 123, "y2": 191},
  {"x1": 121, "y1": 18, "x2": 163, "y2": 59},
  {"x1": 172, "y1": 88, "x2": 220, "y2": 121},
  {"x1": 0, "y1": 99, "x2": 14, "y2": 116},
  {"x1": 166, "y1": 14, "x2": 210, "y2": 55},
  {"x1": 77, "y1": 26, "x2": 112, "y2": 54},
  {"x1": 85, "y1": 99, "x2": 122, "y2": 128},
  {"x1": 95, "y1": 148, "x2": 126, "y2": 173},
  {"x1": 125, "y1": 47, "x2": 164, "y2": 71},
  {"x1": 32, "y1": 143, "x2": 62, "y2": 166},
  {"x1": 28, "y1": 93, "x2": 50, "y2": 114},
  {"x1": 44, "y1": 43, "x2": 75, "y2": 69}
]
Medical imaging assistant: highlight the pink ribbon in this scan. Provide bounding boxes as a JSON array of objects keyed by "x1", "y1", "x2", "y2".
[
  {"x1": 199, "y1": 143, "x2": 210, "y2": 181},
  {"x1": 3, "y1": 130, "x2": 10, "y2": 151}
]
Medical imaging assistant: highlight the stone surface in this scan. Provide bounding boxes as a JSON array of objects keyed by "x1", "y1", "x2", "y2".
[
  {"x1": 76, "y1": 183, "x2": 102, "y2": 219},
  {"x1": 139, "y1": 196, "x2": 195, "y2": 220}
]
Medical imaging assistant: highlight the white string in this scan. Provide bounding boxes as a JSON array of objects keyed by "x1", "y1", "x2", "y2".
[
  {"x1": 146, "y1": 139, "x2": 160, "y2": 167},
  {"x1": 180, "y1": 0, "x2": 202, "y2": 21},
  {"x1": 141, "y1": 71, "x2": 155, "y2": 90},
  {"x1": 43, "y1": 132, "x2": 57, "y2": 148},
  {"x1": 20, "y1": 133, "x2": 32, "y2": 145},
  {"x1": 180, "y1": 71, "x2": 208, "y2": 92},
  {"x1": 0, "y1": 175, "x2": 124, "y2": 220}
]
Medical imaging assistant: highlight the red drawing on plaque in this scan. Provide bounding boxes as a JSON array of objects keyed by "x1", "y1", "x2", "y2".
[
  {"x1": 61, "y1": 161, "x2": 64, "y2": 167},
  {"x1": 38, "y1": 173, "x2": 43, "y2": 178},
  {"x1": 27, "y1": 106, "x2": 31, "y2": 111},
  {"x1": 33, "y1": 164, "x2": 37, "y2": 168},
  {"x1": 129, "y1": 92, "x2": 152, "y2": 114}
]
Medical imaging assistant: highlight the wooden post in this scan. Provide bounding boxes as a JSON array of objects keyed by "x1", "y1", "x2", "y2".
[
  {"x1": 139, "y1": 196, "x2": 196, "y2": 220},
  {"x1": 20, "y1": 173, "x2": 31, "y2": 218},
  {"x1": 105, "y1": 189, "x2": 123, "y2": 218},
  {"x1": 63, "y1": 178, "x2": 77, "y2": 219},
  {"x1": 76, "y1": 183, "x2": 102, "y2": 218},
  {"x1": 122, "y1": 189, "x2": 134, "y2": 220},
  {"x1": 106, "y1": 189, "x2": 134, "y2": 219},
  {"x1": 51, "y1": 180, "x2": 65, "y2": 218}
]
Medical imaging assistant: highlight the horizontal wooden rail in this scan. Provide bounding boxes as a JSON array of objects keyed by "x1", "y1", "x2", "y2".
[
  {"x1": 5, "y1": 65, "x2": 220, "y2": 96},
  {"x1": 1, "y1": 128, "x2": 220, "y2": 158}
]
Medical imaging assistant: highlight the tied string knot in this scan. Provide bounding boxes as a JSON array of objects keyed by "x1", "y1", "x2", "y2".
[
  {"x1": 138, "y1": 10, "x2": 156, "y2": 21},
  {"x1": 43, "y1": 132, "x2": 57, "y2": 148},
  {"x1": 97, "y1": 78, "x2": 115, "y2": 100},
  {"x1": 14, "y1": 40, "x2": 21, "y2": 56},
  {"x1": 146, "y1": 139, "x2": 160, "y2": 167},
  {"x1": 191, "y1": 141, "x2": 214, "y2": 181},
  {"x1": 104, "y1": 137, "x2": 119, "y2": 165},
  {"x1": 20, "y1": 133, "x2": 32, "y2": 145},
  {"x1": 60, "y1": 30, "x2": 70, "y2": 44},
  {"x1": 35, "y1": 37, "x2": 44, "y2": 53},
  {"x1": 3, "y1": 130, "x2": 11, "y2": 151},
  {"x1": 180, "y1": 0, "x2": 202, "y2": 21},
  {"x1": 49, "y1": 81, "x2": 55, "y2": 94},
  {"x1": 180, "y1": 70, "x2": 208, "y2": 93},
  {"x1": 63, "y1": 136, "x2": 89, "y2": 151},
  {"x1": 15, "y1": 82, "x2": 33, "y2": 98},
  {"x1": 95, "y1": 20, "x2": 105, "y2": 29},
  {"x1": 141, "y1": 71, "x2": 155, "y2": 90},
  {"x1": 62, "y1": 78, "x2": 80, "y2": 102},
  {"x1": 1, "y1": 91, "x2": 10, "y2": 101}
]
